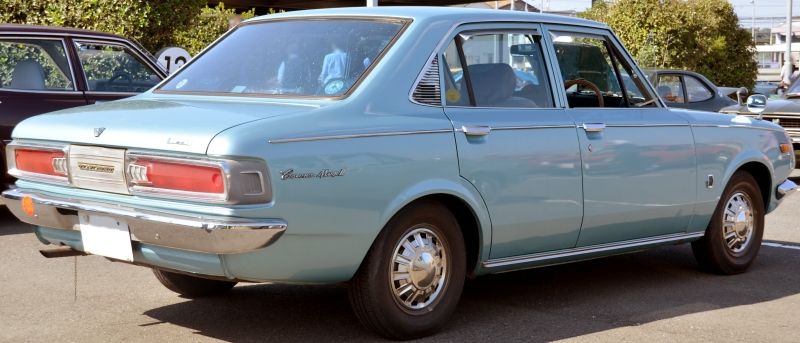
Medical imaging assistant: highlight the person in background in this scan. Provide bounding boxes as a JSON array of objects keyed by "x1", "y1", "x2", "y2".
[
  {"x1": 319, "y1": 41, "x2": 347, "y2": 87},
  {"x1": 277, "y1": 42, "x2": 301, "y2": 91}
]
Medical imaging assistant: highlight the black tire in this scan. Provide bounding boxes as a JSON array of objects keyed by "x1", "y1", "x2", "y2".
[
  {"x1": 348, "y1": 200, "x2": 466, "y2": 340},
  {"x1": 692, "y1": 171, "x2": 765, "y2": 275},
  {"x1": 152, "y1": 269, "x2": 237, "y2": 298}
]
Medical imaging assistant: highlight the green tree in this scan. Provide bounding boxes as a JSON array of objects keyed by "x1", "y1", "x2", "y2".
[
  {"x1": 0, "y1": 0, "x2": 256, "y2": 55},
  {"x1": 581, "y1": 0, "x2": 758, "y2": 89}
]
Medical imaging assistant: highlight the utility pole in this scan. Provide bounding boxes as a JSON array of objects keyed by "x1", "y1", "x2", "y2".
[
  {"x1": 752, "y1": 0, "x2": 757, "y2": 42},
  {"x1": 784, "y1": 0, "x2": 794, "y2": 85}
]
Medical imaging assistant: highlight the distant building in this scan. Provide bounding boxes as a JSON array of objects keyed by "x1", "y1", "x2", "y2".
[{"x1": 755, "y1": 19, "x2": 799, "y2": 80}]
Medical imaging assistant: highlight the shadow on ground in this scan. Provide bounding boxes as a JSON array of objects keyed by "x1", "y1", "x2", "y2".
[
  {"x1": 143, "y1": 244, "x2": 800, "y2": 342},
  {"x1": 0, "y1": 207, "x2": 32, "y2": 236}
]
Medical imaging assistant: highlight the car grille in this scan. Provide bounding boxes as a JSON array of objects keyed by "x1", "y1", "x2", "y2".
[{"x1": 765, "y1": 116, "x2": 800, "y2": 129}]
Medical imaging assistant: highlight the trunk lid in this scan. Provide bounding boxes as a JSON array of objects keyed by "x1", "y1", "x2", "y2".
[{"x1": 12, "y1": 98, "x2": 317, "y2": 154}]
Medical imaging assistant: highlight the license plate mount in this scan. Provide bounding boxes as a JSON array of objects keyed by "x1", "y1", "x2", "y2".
[{"x1": 79, "y1": 213, "x2": 133, "y2": 262}]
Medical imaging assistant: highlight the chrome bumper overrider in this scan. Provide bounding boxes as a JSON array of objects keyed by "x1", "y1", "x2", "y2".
[
  {"x1": 2, "y1": 188, "x2": 286, "y2": 254},
  {"x1": 777, "y1": 179, "x2": 798, "y2": 199}
]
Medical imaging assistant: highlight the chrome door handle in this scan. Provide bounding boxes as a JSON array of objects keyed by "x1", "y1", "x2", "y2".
[
  {"x1": 582, "y1": 123, "x2": 606, "y2": 133},
  {"x1": 462, "y1": 125, "x2": 492, "y2": 137}
]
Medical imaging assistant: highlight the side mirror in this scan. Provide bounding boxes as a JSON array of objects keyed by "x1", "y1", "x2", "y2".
[
  {"x1": 746, "y1": 94, "x2": 767, "y2": 118},
  {"x1": 736, "y1": 87, "x2": 749, "y2": 106}
]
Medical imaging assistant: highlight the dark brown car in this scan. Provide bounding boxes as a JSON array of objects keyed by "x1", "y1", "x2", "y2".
[{"x1": 0, "y1": 24, "x2": 166, "y2": 185}]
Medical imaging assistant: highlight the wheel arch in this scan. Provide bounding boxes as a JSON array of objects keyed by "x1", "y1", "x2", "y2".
[
  {"x1": 732, "y1": 161, "x2": 772, "y2": 212},
  {"x1": 374, "y1": 179, "x2": 492, "y2": 276}
]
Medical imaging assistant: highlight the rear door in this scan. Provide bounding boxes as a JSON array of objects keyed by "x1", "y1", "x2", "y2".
[
  {"x1": 0, "y1": 36, "x2": 86, "y2": 182},
  {"x1": 441, "y1": 23, "x2": 584, "y2": 259},
  {"x1": 544, "y1": 26, "x2": 697, "y2": 246},
  {"x1": 72, "y1": 39, "x2": 164, "y2": 104}
]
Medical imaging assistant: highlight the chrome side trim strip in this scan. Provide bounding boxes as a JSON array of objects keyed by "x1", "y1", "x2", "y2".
[
  {"x1": 482, "y1": 124, "x2": 575, "y2": 131},
  {"x1": 268, "y1": 129, "x2": 454, "y2": 144},
  {"x1": 604, "y1": 123, "x2": 689, "y2": 128},
  {"x1": 691, "y1": 124, "x2": 785, "y2": 132},
  {"x1": 482, "y1": 232, "x2": 704, "y2": 269}
]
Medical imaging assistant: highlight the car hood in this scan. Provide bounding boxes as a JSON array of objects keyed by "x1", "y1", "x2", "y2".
[
  {"x1": 12, "y1": 97, "x2": 318, "y2": 154},
  {"x1": 720, "y1": 98, "x2": 800, "y2": 115}
]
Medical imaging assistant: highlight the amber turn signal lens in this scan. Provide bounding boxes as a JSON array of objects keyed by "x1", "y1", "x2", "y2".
[
  {"x1": 21, "y1": 196, "x2": 35, "y2": 217},
  {"x1": 780, "y1": 143, "x2": 792, "y2": 154}
]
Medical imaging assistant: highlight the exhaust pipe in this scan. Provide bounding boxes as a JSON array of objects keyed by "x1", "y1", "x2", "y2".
[{"x1": 40, "y1": 247, "x2": 87, "y2": 258}]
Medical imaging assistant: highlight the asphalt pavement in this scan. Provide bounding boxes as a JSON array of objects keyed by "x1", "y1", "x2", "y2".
[{"x1": 1, "y1": 176, "x2": 799, "y2": 342}]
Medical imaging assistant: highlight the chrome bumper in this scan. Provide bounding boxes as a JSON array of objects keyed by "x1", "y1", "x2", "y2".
[
  {"x1": 777, "y1": 179, "x2": 798, "y2": 199},
  {"x1": 2, "y1": 188, "x2": 286, "y2": 254}
]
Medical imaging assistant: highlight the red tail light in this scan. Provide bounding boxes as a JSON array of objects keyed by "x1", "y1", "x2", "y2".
[
  {"x1": 128, "y1": 159, "x2": 225, "y2": 194},
  {"x1": 14, "y1": 149, "x2": 67, "y2": 177}
]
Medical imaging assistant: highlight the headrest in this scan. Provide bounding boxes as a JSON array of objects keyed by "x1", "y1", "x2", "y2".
[
  {"x1": 656, "y1": 85, "x2": 672, "y2": 98},
  {"x1": 467, "y1": 63, "x2": 516, "y2": 106},
  {"x1": 10, "y1": 59, "x2": 46, "y2": 90}
]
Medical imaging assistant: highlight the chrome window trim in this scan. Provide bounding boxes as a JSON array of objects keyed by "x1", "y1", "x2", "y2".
[
  {"x1": 73, "y1": 39, "x2": 164, "y2": 93},
  {"x1": 0, "y1": 36, "x2": 77, "y2": 91},
  {"x1": 268, "y1": 129, "x2": 454, "y2": 144},
  {"x1": 154, "y1": 16, "x2": 411, "y2": 100},
  {"x1": 483, "y1": 232, "x2": 704, "y2": 269},
  {"x1": 5, "y1": 141, "x2": 71, "y2": 185}
]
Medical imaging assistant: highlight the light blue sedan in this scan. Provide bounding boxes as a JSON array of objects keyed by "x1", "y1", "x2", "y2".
[{"x1": 3, "y1": 7, "x2": 797, "y2": 339}]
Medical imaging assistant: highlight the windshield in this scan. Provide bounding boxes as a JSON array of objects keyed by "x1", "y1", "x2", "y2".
[
  {"x1": 788, "y1": 78, "x2": 800, "y2": 95},
  {"x1": 158, "y1": 18, "x2": 405, "y2": 97}
]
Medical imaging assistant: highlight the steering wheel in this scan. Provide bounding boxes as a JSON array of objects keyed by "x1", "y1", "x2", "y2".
[
  {"x1": 565, "y1": 79, "x2": 604, "y2": 107},
  {"x1": 107, "y1": 72, "x2": 133, "y2": 91}
]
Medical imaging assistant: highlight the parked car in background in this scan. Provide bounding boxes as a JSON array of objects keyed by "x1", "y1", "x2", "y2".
[
  {"x1": 2, "y1": 8, "x2": 796, "y2": 339},
  {"x1": 0, "y1": 24, "x2": 166, "y2": 185},
  {"x1": 720, "y1": 77, "x2": 800, "y2": 165},
  {"x1": 645, "y1": 69, "x2": 736, "y2": 111},
  {"x1": 753, "y1": 80, "x2": 780, "y2": 96}
]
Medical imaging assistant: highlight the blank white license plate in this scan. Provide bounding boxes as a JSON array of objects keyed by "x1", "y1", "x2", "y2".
[{"x1": 79, "y1": 213, "x2": 133, "y2": 262}]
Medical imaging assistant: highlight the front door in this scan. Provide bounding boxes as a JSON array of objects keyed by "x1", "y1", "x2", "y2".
[
  {"x1": 441, "y1": 25, "x2": 583, "y2": 259},
  {"x1": 545, "y1": 26, "x2": 697, "y2": 246}
]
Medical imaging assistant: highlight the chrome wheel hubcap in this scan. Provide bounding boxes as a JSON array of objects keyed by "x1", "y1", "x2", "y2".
[
  {"x1": 723, "y1": 192, "x2": 755, "y2": 254},
  {"x1": 390, "y1": 227, "x2": 447, "y2": 311}
]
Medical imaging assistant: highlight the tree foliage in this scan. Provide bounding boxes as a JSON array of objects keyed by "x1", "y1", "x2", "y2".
[
  {"x1": 581, "y1": 0, "x2": 758, "y2": 89},
  {"x1": 0, "y1": 0, "x2": 256, "y2": 55}
]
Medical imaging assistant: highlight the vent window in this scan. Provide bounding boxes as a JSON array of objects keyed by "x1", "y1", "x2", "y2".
[{"x1": 411, "y1": 57, "x2": 441, "y2": 106}]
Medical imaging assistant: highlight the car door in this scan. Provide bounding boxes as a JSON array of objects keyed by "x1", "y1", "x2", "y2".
[
  {"x1": 72, "y1": 39, "x2": 164, "y2": 104},
  {"x1": 544, "y1": 26, "x2": 697, "y2": 246},
  {"x1": 0, "y1": 36, "x2": 87, "y2": 142},
  {"x1": 440, "y1": 24, "x2": 584, "y2": 259}
]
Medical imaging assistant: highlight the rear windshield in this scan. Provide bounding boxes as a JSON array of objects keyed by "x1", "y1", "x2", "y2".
[{"x1": 158, "y1": 18, "x2": 405, "y2": 97}]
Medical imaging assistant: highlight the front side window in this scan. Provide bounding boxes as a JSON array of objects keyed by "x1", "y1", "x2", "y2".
[
  {"x1": 0, "y1": 39, "x2": 73, "y2": 91},
  {"x1": 443, "y1": 32, "x2": 553, "y2": 108},
  {"x1": 76, "y1": 42, "x2": 161, "y2": 93},
  {"x1": 159, "y1": 19, "x2": 405, "y2": 97},
  {"x1": 656, "y1": 75, "x2": 685, "y2": 103},
  {"x1": 551, "y1": 31, "x2": 654, "y2": 108},
  {"x1": 684, "y1": 76, "x2": 713, "y2": 102}
]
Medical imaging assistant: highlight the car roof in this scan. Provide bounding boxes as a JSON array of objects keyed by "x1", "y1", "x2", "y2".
[
  {"x1": 244, "y1": 6, "x2": 608, "y2": 29},
  {"x1": 0, "y1": 24, "x2": 127, "y2": 40}
]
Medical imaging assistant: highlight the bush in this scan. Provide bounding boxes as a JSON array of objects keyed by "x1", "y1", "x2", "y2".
[
  {"x1": 173, "y1": 4, "x2": 256, "y2": 55},
  {"x1": 581, "y1": 0, "x2": 758, "y2": 89},
  {"x1": 0, "y1": 0, "x2": 256, "y2": 55}
]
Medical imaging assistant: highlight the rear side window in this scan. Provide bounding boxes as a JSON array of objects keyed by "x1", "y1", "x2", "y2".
[
  {"x1": 442, "y1": 31, "x2": 553, "y2": 108},
  {"x1": 75, "y1": 41, "x2": 161, "y2": 93},
  {"x1": 684, "y1": 75, "x2": 713, "y2": 102},
  {"x1": 656, "y1": 75, "x2": 685, "y2": 103},
  {"x1": 0, "y1": 39, "x2": 74, "y2": 91}
]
